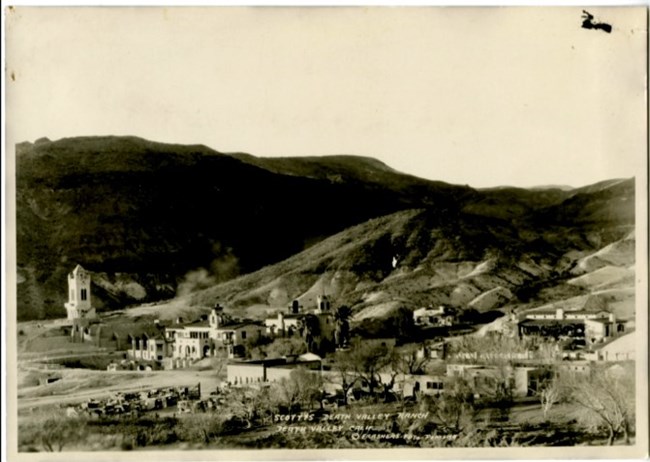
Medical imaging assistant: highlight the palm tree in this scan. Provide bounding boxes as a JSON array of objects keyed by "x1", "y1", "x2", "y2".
[{"x1": 334, "y1": 305, "x2": 352, "y2": 348}]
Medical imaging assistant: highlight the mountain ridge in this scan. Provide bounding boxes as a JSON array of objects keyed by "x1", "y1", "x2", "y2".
[
  {"x1": 16, "y1": 136, "x2": 473, "y2": 319},
  {"x1": 14, "y1": 136, "x2": 635, "y2": 322}
]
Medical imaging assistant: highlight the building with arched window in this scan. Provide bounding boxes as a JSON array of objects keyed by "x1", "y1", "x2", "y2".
[
  {"x1": 64, "y1": 265, "x2": 96, "y2": 321},
  {"x1": 164, "y1": 307, "x2": 266, "y2": 360}
]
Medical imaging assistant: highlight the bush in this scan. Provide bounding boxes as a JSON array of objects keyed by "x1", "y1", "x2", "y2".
[
  {"x1": 117, "y1": 417, "x2": 179, "y2": 448},
  {"x1": 19, "y1": 412, "x2": 89, "y2": 451},
  {"x1": 177, "y1": 413, "x2": 227, "y2": 444}
]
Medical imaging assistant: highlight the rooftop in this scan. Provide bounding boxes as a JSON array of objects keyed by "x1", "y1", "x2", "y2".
[
  {"x1": 528, "y1": 309, "x2": 609, "y2": 316},
  {"x1": 518, "y1": 318, "x2": 588, "y2": 326},
  {"x1": 220, "y1": 321, "x2": 265, "y2": 330}
]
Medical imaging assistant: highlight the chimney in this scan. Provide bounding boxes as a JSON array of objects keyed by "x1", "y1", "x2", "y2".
[
  {"x1": 176, "y1": 317, "x2": 184, "y2": 325},
  {"x1": 291, "y1": 300, "x2": 300, "y2": 314}
]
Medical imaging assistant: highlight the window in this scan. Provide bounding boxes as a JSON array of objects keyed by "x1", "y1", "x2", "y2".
[
  {"x1": 241, "y1": 331, "x2": 247, "y2": 339},
  {"x1": 80, "y1": 289, "x2": 87, "y2": 301}
]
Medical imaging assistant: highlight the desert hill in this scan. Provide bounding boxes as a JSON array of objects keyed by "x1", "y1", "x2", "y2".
[
  {"x1": 15, "y1": 136, "x2": 635, "y2": 322},
  {"x1": 16, "y1": 136, "x2": 471, "y2": 319},
  {"x1": 178, "y1": 200, "x2": 633, "y2": 334}
]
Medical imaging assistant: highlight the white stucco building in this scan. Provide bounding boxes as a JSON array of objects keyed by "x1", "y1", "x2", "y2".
[
  {"x1": 264, "y1": 297, "x2": 335, "y2": 346},
  {"x1": 413, "y1": 306, "x2": 455, "y2": 327},
  {"x1": 165, "y1": 306, "x2": 265, "y2": 360},
  {"x1": 64, "y1": 265, "x2": 96, "y2": 321}
]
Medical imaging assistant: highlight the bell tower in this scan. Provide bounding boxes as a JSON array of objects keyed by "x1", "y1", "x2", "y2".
[
  {"x1": 64, "y1": 265, "x2": 96, "y2": 321},
  {"x1": 316, "y1": 294, "x2": 330, "y2": 313}
]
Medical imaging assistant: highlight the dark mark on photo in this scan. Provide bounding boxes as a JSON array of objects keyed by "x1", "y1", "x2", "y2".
[{"x1": 581, "y1": 10, "x2": 612, "y2": 34}]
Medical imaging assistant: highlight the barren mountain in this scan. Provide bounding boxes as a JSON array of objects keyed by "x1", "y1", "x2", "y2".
[
  {"x1": 183, "y1": 197, "x2": 634, "y2": 333},
  {"x1": 15, "y1": 136, "x2": 472, "y2": 319},
  {"x1": 15, "y1": 136, "x2": 634, "y2": 323}
]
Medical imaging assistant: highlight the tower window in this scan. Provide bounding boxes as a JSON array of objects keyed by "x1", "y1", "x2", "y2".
[{"x1": 81, "y1": 289, "x2": 87, "y2": 301}]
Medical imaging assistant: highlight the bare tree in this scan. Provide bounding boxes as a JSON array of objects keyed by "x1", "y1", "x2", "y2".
[
  {"x1": 331, "y1": 339, "x2": 428, "y2": 404},
  {"x1": 396, "y1": 343, "x2": 430, "y2": 375},
  {"x1": 560, "y1": 363, "x2": 635, "y2": 445},
  {"x1": 36, "y1": 412, "x2": 85, "y2": 451},
  {"x1": 346, "y1": 338, "x2": 396, "y2": 400},
  {"x1": 227, "y1": 386, "x2": 273, "y2": 428},
  {"x1": 538, "y1": 377, "x2": 562, "y2": 420},
  {"x1": 271, "y1": 377, "x2": 302, "y2": 419},
  {"x1": 272, "y1": 367, "x2": 323, "y2": 415},
  {"x1": 328, "y1": 349, "x2": 360, "y2": 406},
  {"x1": 421, "y1": 375, "x2": 478, "y2": 434}
]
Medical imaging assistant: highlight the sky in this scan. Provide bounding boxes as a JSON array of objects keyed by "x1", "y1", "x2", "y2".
[{"x1": 5, "y1": 6, "x2": 647, "y2": 188}]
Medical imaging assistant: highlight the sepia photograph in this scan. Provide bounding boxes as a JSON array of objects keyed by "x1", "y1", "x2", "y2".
[{"x1": 2, "y1": 5, "x2": 648, "y2": 461}]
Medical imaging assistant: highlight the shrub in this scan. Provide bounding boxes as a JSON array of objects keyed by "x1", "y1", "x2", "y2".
[{"x1": 19, "y1": 412, "x2": 89, "y2": 451}]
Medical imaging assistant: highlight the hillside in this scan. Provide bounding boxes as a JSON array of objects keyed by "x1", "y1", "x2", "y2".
[
  {"x1": 16, "y1": 136, "x2": 474, "y2": 320},
  {"x1": 177, "y1": 195, "x2": 634, "y2": 331},
  {"x1": 15, "y1": 136, "x2": 635, "y2": 322}
]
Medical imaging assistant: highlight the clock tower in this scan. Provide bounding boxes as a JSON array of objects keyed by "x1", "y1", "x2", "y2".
[{"x1": 64, "y1": 265, "x2": 96, "y2": 321}]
